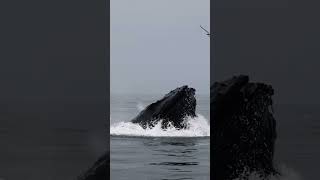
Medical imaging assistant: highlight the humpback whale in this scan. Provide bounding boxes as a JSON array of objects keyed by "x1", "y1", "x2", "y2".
[
  {"x1": 79, "y1": 76, "x2": 277, "y2": 180},
  {"x1": 78, "y1": 86, "x2": 197, "y2": 180},
  {"x1": 131, "y1": 85, "x2": 197, "y2": 129},
  {"x1": 211, "y1": 75, "x2": 278, "y2": 180}
]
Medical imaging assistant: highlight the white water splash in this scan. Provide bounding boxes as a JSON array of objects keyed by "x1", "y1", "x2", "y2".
[
  {"x1": 136, "y1": 102, "x2": 145, "y2": 112},
  {"x1": 233, "y1": 164, "x2": 302, "y2": 180},
  {"x1": 110, "y1": 114, "x2": 210, "y2": 137}
]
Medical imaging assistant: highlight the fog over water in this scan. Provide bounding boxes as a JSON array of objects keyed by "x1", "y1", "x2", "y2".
[{"x1": 111, "y1": 0, "x2": 210, "y2": 94}]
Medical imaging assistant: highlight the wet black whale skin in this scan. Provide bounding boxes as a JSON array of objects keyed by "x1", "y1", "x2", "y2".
[{"x1": 131, "y1": 85, "x2": 197, "y2": 129}]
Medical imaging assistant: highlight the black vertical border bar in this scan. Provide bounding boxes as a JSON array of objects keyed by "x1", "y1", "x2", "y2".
[
  {"x1": 106, "y1": 0, "x2": 111, "y2": 177},
  {"x1": 0, "y1": 0, "x2": 110, "y2": 179}
]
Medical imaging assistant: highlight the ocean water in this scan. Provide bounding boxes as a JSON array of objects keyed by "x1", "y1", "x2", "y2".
[
  {"x1": 0, "y1": 98, "x2": 318, "y2": 180},
  {"x1": 110, "y1": 93, "x2": 210, "y2": 180}
]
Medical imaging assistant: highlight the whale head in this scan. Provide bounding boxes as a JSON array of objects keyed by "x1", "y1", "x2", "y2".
[{"x1": 131, "y1": 85, "x2": 197, "y2": 129}]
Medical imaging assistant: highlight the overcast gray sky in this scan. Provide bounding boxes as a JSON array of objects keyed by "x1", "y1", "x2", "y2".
[{"x1": 111, "y1": 0, "x2": 210, "y2": 95}]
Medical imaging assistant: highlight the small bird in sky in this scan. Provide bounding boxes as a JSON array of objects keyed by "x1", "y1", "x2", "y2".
[{"x1": 200, "y1": 25, "x2": 210, "y2": 36}]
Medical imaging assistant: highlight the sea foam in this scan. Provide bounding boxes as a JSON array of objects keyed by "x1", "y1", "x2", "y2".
[{"x1": 110, "y1": 114, "x2": 210, "y2": 137}]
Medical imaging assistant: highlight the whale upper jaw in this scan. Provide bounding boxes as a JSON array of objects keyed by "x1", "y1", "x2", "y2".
[{"x1": 131, "y1": 85, "x2": 197, "y2": 129}]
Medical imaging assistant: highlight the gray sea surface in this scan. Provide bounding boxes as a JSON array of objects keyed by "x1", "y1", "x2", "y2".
[{"x1": 110, "y1": 93, "x2": 210, "y2": 180}]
